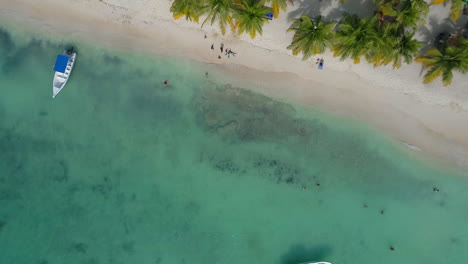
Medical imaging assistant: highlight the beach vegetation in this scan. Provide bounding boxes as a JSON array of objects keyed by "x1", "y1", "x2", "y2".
[
  {"x1": 287, "y1": 15, "x2": 335, "y2": 59},
  {"x1": 332, "y1": 14, "x2": 382, "y2": 64},
  {"x1": 233, "y1": 0, "x2": 272, "y2": 38},
  {"x1": 394, "y1": 0, "x2": 429, "y2": 29},
  {"x1": 330, "y1": 10, "x2": 422, "y2": 69},
  {"x1": 202, "y1": 0, "x2": 236, "y2": 35},
  {"x1": 380, "y1": 31, "x2": 422, "y2": 68},
  {"x1": 416, "y1": 35, "x2": 468, "y2": 85},
  {"x1": 170, "y1": 0, "x2": 206, "y2": 22}
]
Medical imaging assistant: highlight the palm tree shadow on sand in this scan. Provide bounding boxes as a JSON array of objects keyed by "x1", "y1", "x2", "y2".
[
  {"x1": 279, "y1": 244, "x2": 333, "y2": 264},
  {"x1": 288, "y1": 0, "x2": 374, "y2": 21}
]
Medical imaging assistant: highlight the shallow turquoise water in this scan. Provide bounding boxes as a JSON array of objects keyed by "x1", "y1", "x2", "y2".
[{"x1": 0, "y1": 26, "x2": 467, "y2": 264}]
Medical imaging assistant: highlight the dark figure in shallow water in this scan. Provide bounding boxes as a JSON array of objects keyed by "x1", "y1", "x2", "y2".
[
  {"x1": 390, "y1": 246, "x2": 395, "y2": 251},
  {"x1": 433, "y1": 187, "x2": 439, "y2": 192},
  {"x1": 380, "y1": 210, "x2": 385, "y2": 215},
  {"x1": 315, "y1": 183, "x2": 320, "y2": 187}
]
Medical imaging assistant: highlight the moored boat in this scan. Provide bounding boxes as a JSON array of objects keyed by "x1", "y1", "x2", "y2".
[
  {"x1": 52, "y1": 48, "x2": 76, "y2": 98},
  {"x1": 299, "y1": 262, "x2": 332, "y2": 264}
]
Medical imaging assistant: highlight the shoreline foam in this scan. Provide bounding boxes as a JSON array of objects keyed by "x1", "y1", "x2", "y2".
[{"x1": 1, "y1": 0, "x2": 468, "y2": 171}]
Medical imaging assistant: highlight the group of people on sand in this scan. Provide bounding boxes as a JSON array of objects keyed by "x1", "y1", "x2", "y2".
[
  {"x1": 211, "y1": 43, "x2": 237, "y2": 59},
  {"x1": 207, "y1": 36, "x2": 237, "y2": 60}
]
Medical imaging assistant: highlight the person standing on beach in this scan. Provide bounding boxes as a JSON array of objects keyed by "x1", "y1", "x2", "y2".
[
  {"x1": 211, "y1": 44, "x2": 214, "y2": 51},
  {"x1": 220, "y1": 43, "x2": 224, "y2": 53}
]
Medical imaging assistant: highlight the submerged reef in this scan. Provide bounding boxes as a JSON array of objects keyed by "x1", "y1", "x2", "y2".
[{"x1": 192, "y1": 84, "x2": 317, "y2": 142}]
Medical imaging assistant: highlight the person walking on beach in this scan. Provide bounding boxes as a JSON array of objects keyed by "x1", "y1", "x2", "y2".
[
  {"x1": 211, "y1": 44, "x2": 214, "y2": 51},
  {"x1": 204, "y1": 34, "x2": 207, "y2": 39},
  {"x1": 220, "y1": 43, "x2": 224, "y2": 53}
]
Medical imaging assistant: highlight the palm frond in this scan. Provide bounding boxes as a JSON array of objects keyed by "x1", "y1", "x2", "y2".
[
  {"x1": 450, "y1": 0, "x2": 463, "y2": 20},
  {"x1": 287, "y1": 15, "x2": 335, "y2": 59}
]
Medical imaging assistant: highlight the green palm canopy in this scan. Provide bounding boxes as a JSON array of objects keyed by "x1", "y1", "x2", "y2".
[
  {"x1": 234, "y1": 0, "x2": 271, "y2": 39},
  {"x1": 416, "y1": 42, "x2": 468, "y2": 86},
  {"x1": 202, "y1": 0, "x2": 235, "y2": 35},
  {"x1": 333, "y1": 14, "x2": 382, "y2": 64},
  {"x1": 287, "y1": 15, "x2": 335, "y2": 60},
  {"x1": 383, "y1": 31, "x2": 422, "y2": 68},
  {"x1": 170, "y1": 0, "x2": 207, "y2": 23}
]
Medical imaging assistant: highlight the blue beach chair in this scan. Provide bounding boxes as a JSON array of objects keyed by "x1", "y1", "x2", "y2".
[
  {"x1": 318, "y1": 59, "x2": 324, "y2": 70},
  {"x1": 266, "y1": 12, "x2": 274, "y2": 21}
]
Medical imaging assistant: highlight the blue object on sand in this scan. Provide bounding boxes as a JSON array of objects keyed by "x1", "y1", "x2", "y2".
[
  {"x1": 266, "y1": 12, "x2": 274, "y2": 20},
  {"x1": 318, "y1": 61, "x2": 324, "y2": 70}
]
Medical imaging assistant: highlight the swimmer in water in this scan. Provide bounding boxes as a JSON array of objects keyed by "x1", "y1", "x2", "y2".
[{"x1": 163, "y1": 81, "x2": 168, "y2": 86}]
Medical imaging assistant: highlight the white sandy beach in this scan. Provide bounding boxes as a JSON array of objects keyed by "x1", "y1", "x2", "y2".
[{"x1": 1, "y1": 0, "x2": 468, "y2": 171}]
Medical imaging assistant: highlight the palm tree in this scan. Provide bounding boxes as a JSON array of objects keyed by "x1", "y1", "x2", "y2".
[
  {"x1": 395, "y1": 0, "x2": 427, "y2": 29},
  {"x1": 409, "y1": 0, "x2": 430, "y2": 18},
  {"x1": 332, "y1": 14, "x2": 383, "y2": 63},
  {"x1": 416, "y1": 43, "x2": 468, "y2": 85},
  {"x1": 262, "y1": 0, "x2": 287, "y2": 18},
  {"x1": 170, "y1": 0, "x2": 207, "y2": 23},
  {"x1": 369, "y1": 22, "x2": 397, "y2": 66},
  {"x1": 432, "y1": 0, "x2": 464, "y2": 21},
  {"x1": 202, "y1": 0, "x2": 235, "y2": 35},
  {"x1": 234, "y1": 0, "x2": 271, "y2": 39},
  {"x1": 375, "y1": 0, "x2": 398, "y2": 16},
  {"x1": 382, "y1": 31, "x2": 422, "y2": 68},
  {"x1": 287, "y1": 15, "x2": 335, "y2": 60}
]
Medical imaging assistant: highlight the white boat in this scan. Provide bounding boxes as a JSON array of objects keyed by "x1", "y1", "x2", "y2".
[
  {"x1": 52, "y1": 48, "x2": 76, "y2": 98},
  {"x1": 299, "y1": 262, "x2": 332, "y2": 264}
]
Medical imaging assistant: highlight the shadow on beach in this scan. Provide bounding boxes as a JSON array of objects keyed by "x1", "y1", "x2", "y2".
[{"x1": 288, "y1": 0, "x2": 374, "y2": 21}]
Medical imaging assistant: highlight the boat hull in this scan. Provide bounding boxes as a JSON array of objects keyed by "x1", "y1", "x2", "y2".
[
  {"x1": 52, "y1": 51, "x2": 76, "y2": 98},
  {"x1": 298, "y1": 262, "x2": 332, "y2": 264}
]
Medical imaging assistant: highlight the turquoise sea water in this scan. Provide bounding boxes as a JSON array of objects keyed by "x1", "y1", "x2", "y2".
[{"x1": 1, "y1": 26, "x2": 468, "y2": 264}]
